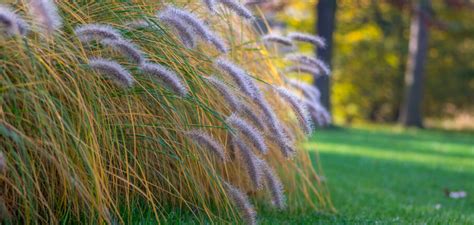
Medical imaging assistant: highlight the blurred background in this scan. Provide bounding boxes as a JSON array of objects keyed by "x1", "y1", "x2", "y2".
[{"x1": 256, "y1": 0, "x2": 473, "y2": 130}]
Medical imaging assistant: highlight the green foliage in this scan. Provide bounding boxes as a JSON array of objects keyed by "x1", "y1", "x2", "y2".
[{"x1": 277, "y1": 1, "x2": 474, "y2": 123}]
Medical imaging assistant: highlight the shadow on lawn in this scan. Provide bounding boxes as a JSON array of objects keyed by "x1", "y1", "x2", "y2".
[{"x1": 312, "y1": 127, "x2": 474, "y2": 160}]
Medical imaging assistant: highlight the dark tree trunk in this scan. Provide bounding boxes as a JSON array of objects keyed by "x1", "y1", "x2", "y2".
[
  {"x1": 399, "y1": 0, "x2": 431, "y2": 127},
  {"x1": 315, "y1": 0, "x2": 337, "y2": 114}
]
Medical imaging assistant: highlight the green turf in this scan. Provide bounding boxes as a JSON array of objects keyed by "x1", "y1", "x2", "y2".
[{"x1": 292, "y1": 125, "x2": 474, "y2": 224}]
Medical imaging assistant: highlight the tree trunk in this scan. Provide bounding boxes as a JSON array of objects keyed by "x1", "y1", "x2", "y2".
[
  {"x1": 399, "y1": 0, "x2": 431, "y2": 128},
  {"x1": 315, "y1": 0, "x2": 337, "y2": 114}
]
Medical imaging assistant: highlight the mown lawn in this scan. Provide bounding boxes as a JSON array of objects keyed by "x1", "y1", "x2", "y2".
[{"x1": 261, "y1": 125, "x2": 474, "y2": 224}]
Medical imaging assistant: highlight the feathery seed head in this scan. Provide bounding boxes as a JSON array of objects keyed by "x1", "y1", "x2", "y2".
[
  {"x1": 285, "y1": 65, "x2": 321, "y2": 78},
  {"x1": 27, "y1": 0, "x2": 62, "y2": 34},
  {"x1": 258, "y1": 159, "x2": 286, "y2": 209},
  {"x1": 205, "y1": 76, "x2": 241, "y2": 110},
  {"x1": 125, "y1": 20, "x2": 149, "y2": 29},
  {"x1": 75, "y1": 24, "x2": 122, "y2": 43},
  {"x1": 157, "y1": 10, "x2": 196, "y2": 48},
  {"x1": 223, "y1": 182, "x2": 257, "y2": 225},
  {"x1": 286, "y1": 79, "x2": 321, "y2": 102},
  {"x1": 88, "y1": 58, "x2": 134, "y2": 88},
  {"x1": 161, "y1": 6, "x2": 228, "y2": 53},
  {"x1": 275, "y1": 86, "x2": 313, "y2": 135},
  {"x1": 288, "y1": 32, "x2": 326, "y2": 48},
  {"x1": 215, "y1": 58, "x2": 255, "y2": 97},
  {"x1": 253, "y1": 97, "x2": 295, "y2": 157},
  {"x1": 186, "y1": 130, "x2": 226, "y2": 162},
  {"x1": 203, "y1": 0, "x2": 217, "y2": 12},
  {"x1": 262, "y1": 34, "x2": 294, "y2": 47},
  {"x1": 286, "y1": 54, "x2": 331, "y2": 75},
  {"x1": 101, "y1": 39, "x2": 146, "y2": 65},
  {"x1": 0, "y1": 5, "x2": 28, "y2": 36},
  {"x1": 231, "y1": 137, "x2": 263, "y2": 189},
  {"x1": 218, "y1": 0, "x2": 255, "y2": 20},
  {"x1": 227, "y1": 114, "x2": 267, "y2": 154},
  {"x1": 239, "y1": 103, "x2": 266, "y2": 131},
  {"x1": 140, "y1": 63, "x2": 188, "y2": 97},
  {"x1": 305, "y1": 100, "x2": 331, "y2": 126}
]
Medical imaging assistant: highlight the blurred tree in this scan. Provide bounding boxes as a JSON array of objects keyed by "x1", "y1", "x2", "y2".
[
  {"x1": 315, "y1": 0, "x2": 337, "y2": 115},
  {"x1": 270, "y1": 0, "x2": 473, "y2": 124},
  {"x1": 399, "y1": 0, "x2": 432, "y2": 127}
]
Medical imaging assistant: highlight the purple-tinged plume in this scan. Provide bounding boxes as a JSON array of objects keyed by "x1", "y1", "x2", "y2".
[
  {"x1": 262, "y1": 34, "x2": 293, "y2": 47},
  {"x1": 285, "y1": 65, "x2": 321, "y2": 78},
  {"x1": 286, "y1": 53, "x2": 331, "y2": 75},
  {"x1": 275, "y1": 87, "x2": 313, "y2": 135},
  {"x1": 223, "y1": 182, "x2": 257, "y2": 225},
  {"x1": 288, "y1": 32, "x2": 326, "y2": 48},
  {"x1": 162, "y1": 7, "x2": 228, "y2": 53},
  {"x1": 75, "y1": 24, "x2": 122, "y2": 43},
  {"x1": 239, "y1": 103, "x2": 266, "y2": 131},
  {"x1": 125, "y1": 20, "x2": 149, "y2": 29},
  {"x1": 215, "y1": 58, "x2": 255, "y2": 97},
  {"x1": 258, "y1": 159, "x2": 286, "y2": 209},
  {"x1": 186, "y1": 130, "x2": 226, "y2": 162},
  {"x1": 205, "y1": 76, "x2": 241, "y2": 110},
  {"x1": 101, "y1": 39, "x2": 146, "y2": 65},
  {"x1": 305, "y1": 100, "x2": 331, "y2": 126},
  {"x1": 218, "y1": 0, "x2": 254, "y2": 20},
  {"x1": 227, "y1": 114, "x2": 267, "y2": 154},
  {"x1": 88, "y1": 58, "x2": 134, "y2": 87},
  {"x1": 140, "y1": 63, "x2": 188, "y2": 97},
  {"x1": 231, "y1": 137, "x2": 262, "y2": 189},
  {"x1": 286, "y1": 79, "x2": 321, "y2": 102},
  {"x1": 157, "y1": 10, "x2": 196, "y2": 48},
  {"x1": 27, "y1": 0, "x2": 62, "y2": 34},
  {"x1": 203, "y1": 0, "x2": 217, "y2": 12},
  {"x1": 0, "y1": 5, "x2": 28, "y2": 36},
  {"x1": 253, "y1": 96, "x2": 295, "y2": 157}
]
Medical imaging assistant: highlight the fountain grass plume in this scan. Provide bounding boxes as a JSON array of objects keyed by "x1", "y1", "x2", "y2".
[
  {"x1": 75, "y1": 24, "x2": 122, "y2": 43},
  {"x1": 231, "y1": 137, "x2": 263, "y2": 189},
  {"x1": 288, "y1": 32, "x2": 326, "y2": 48},
  {"x1": 287, "y1": 79, "x2": 321, "y2": 102},
  {"x1": 101, "y1": 39, "x2": 146, "y2": 65},
  {"x1": 258, "y1": 159, "x2": 286, "y2": 209},
  {"x1": 275, "y1": 87, "x2": 313, "y2": 135},
  {"x1": 27, "y1": 0, "x2": 62, "y2": 34},
  {"x1": 218, "y1": 0, "x2": 254, "y2": 20},
  {"x1": 262, "y1": 34, "x2": 293, "y2": 47},
  {"x1": 253, "y1": 96, "x2": 295, "y2": 157},
  {"x1": 215, "y1": 57, "x2": 255, "y2": 97},
  {"x1": 285, "y1": 65, "x2": 321, "y2": 78},
  {"x1": 88, "y1": 58, "x2": 134, "y2": 87},
  {"x1": 224, "y1": 182, "x2": 257, "y2": 225},
  {"x1": 157, "y1": 11, "x2": 196, "y2": 49},
  {"x1": 0, "y1": 5, "x2": 28, "y2": 36},
  {"x1": 125, "y1": 20, "x2": 149, "y2": 29},
  {"x1": 305, "y1": 100, "x2": 331, "y2": 126},
  {"x1": 203, "y1": 0, "x2": 217, "y2": 12},
  {"x1": 227, "y1": 114, "x2": 267, "y2": 154},
  {"x1": 205, "y1": 76, "x2": 241, "y2": 110},
  {"x1": 239, "y1": 103, "x2": 266, "y2": 131},
  {"x1": 186, "y1": 130, "x2": 226, "y2": 162},
  {"x1": 286, "y1": 54, "x2": 331, "y2": 75},
  {"x1": 140, "y1": 63, "x2": 188, "y2": 97},
  {"x1": 163, "y1": 6, "x2": 228, "y2": 53}
]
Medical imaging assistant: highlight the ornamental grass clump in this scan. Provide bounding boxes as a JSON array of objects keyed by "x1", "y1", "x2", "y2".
[{"x1": 0, "y1": 1, "x2": 332, "y2": 224}]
